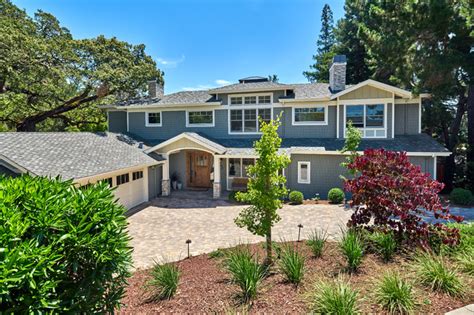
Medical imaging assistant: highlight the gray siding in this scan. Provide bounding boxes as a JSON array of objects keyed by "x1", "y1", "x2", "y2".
[
  {"x1": 148, "y1": 165, "x2": 162, "y2": 199},
  {"x1": 286, "y1": 154, "x2": 347, "y2": 199},
  {"x1": 108, "y1": 111, "x2": 127, "y2": 133},
  {"x1": 395, "y1": 103, "x2": 419, "y2": 135},
  {"x1": 338, "y1": 103, "x2": 394, "y2": 139},
  {"x1": 387, "y1": 103, "x2": 393, "y2": 138},
  {"x1": 276, "y1": 106, "x2": 337, "y2": 138},
  {"x1": 169, "y1": 150, "x2": 187, "y2": 188},
  {"x1": 409, "y1": 156, "x2": 434, "y2": 177}
]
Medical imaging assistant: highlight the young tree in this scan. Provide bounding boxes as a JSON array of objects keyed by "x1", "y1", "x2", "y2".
[
  {"x1": 303, "y1": 4, "x2": 336, "y2": 83},
  {"x1": 0, "y1": 0, "x2": 163, "y2": 131},
  {"x1": 268, "y1": 74, "x2": 279, "y2": 83},
  {"x1": 235, "y1": 116, "x2": 290, "y2": 265},
  {"x1": 344, "y1": 149, "x2": 463, "y2": 248}
]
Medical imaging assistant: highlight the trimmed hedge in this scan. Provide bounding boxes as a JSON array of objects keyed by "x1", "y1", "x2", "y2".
[
  {"x1": 289, "y1": 191, "x2": 304, "y2": 204},
  {"x1": 0, "y1": 175, "x2": 132, "y2": 313},
  {"x1": 328, "y1": 188, "x2": 345, "y2": 204},
  {"x1": 450, "y1": 188, "x2": 473, "y2": 206}
]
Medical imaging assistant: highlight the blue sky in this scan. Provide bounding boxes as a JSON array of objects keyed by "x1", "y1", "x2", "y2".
[{"x1": 13, "y1": 0, "x2": 345, "y2": 93}]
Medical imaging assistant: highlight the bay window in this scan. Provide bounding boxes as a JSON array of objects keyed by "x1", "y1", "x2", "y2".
[{"x1": 345, "y1": 104, "x2": 386, "y2": 138}]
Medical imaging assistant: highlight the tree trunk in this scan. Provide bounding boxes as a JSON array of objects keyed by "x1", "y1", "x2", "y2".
[
  {"x1": 264, "y1": 225, "x2": 272, "y2": 266},
  {"x1": 443, "y1": 95, "x2": 467, "y2": 191},
  {"x1": 466, "y1": 84, "x2": 474, "y2": 190}
]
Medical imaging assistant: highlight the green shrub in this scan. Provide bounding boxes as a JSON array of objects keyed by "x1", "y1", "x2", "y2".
[
  {"x1": 225, "y1": 247, "x2": 266, "y2": 302},
  {"x1": 375, "y1": 272, "x2": 416, "y2": 314},
  {"x1": 0, "y1": 176, "x2": 131, "y2": 313},
  {"x1": 209, "y1": 248, "x2": 227, "y2": 259},
  {"x1": 147, "y1": 261, "x2": 180, "y2": 300},
  {"x1": 278, "y1": 244, "x2": 305, "y2": 285},
  {"x1": 228, "y1": 191, "x2": 241, "y2": 202},
  {"x1": 455, "y1": 249, "x2": 474, "y2": 276},
  {"x1": 289, "y1": 190, "x2": 304, "y2": 204},
  {"x1": 308, "y1": 277, "x2": 359, "y2": 314},
  {"x1": 369, "y1": 231, "x2": 397, "y2": 262},
  {"x1": 306, "y1": 228, "x2": 327, "y2": 258},
  {"x1": 450, "y1": 188, "x2": 473, "y2": 206},
  {"x1": 415, "y1": 254, "x2": 463, "y2": 296},
  {"x1": 328, "y1": 188, "x2": 345, "y2": 204},
  {"x1": 340, "y1": 228, "x2": 364, "y2": 272}
]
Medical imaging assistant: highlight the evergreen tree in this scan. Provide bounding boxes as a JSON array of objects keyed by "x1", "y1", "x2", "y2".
[{"x1": 303, "y1": 4, "x2": 336, "y2": 83}]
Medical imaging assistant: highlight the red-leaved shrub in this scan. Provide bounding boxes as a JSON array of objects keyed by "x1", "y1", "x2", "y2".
[{"x1": 344, "y1": 149, "x2": 463, "y2": 248}]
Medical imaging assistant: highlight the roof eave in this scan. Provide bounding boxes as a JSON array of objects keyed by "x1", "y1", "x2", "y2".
[{"x1": 104, "y1": 101, "x2": 222, "y2": 110}]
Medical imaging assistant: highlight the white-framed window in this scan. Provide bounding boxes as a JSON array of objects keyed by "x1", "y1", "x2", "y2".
[
  {"x1": 229, "y1": 108, "x2": 271, "y2": 133},
  {"x1": 227, "y1": 158, "x2": 256, "y2": 190},
  {"x1": 344, "y1": 103, "x2": 386, "y2": 138},
  {"x1": 228, "y1": 93, "x2": 272, "y2": 106},
  {"x1": 186, "y1": 110, "x2": 214, "y2": 127},
  {"x1": 292, "y1": 106, "x2": 327, "y2": 125},
  {"x1": 297, "y1": 161, "x2": 311, "y2": 184},
  {"x1": 145, "y1": 111, "x2": 162, "y2": 127}
]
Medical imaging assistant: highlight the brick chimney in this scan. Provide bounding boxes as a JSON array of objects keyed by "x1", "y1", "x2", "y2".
[
  {"x1": 148, "y1": 79, "x2": 164, "y2": 99},
  {"x1": 329, "y1": 55, "x2": 347, "y2": 92}
]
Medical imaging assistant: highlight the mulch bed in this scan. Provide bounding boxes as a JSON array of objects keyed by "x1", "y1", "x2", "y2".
[{"x1": 120, "y1": 242, "x2": 473, "y2": 314}]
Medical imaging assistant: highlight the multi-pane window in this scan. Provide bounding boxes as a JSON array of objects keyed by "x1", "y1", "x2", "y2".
[
  {"x1": 229, "y1": 94, "x2": 272, "y2": 106},
  {"x1": 230, "y1": 108, "x2": 271, "y2": 133},
  {"x1": 293, "y1": 107, "x2": 326, "y2": 124},
  {"x1": 258, "y1": 95, "x2": 271, "y2": 104},
  {"x1": 187, "y1": 111, "x2": 213, "y2": 126},
  {"x1": 146, "y1": 112, "x2": 161, "y2": 126},
  {"x1": 297, "y1": 161, "x2": 311, "y2": 184},
  {"x1": 132, "y1": 171, "x2": 143, "y2": 181},
  {"x1": 228, "y1": 158, "x2": 256, "y2": 177},
  {"x1": 244, "y1": 96, "x2": 257, "y2": 104},
  {"x1": 116, "y1": 173, "x2": 129, "y2": 186},
  {"x1": 345, "y1": 104, "x2": 385, "y2": 138},
  {"x1": 102, "y1": 177, "x2": 113, "y2": 187},
  {"x1": 230, "y1": 97, "x2": 243, "y2": 105}
]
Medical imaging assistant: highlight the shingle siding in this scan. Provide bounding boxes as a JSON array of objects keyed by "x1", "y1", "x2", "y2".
[
  {"x1": 108, "y1": 111, "x2": 127, "y2": 133},
  {"x1": 395, "y1": 103, "x2": 419, "y2": 135}
]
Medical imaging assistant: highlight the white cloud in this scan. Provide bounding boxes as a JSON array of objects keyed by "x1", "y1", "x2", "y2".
[
  {"x1": 215, "y1": 79, "x2": 231, "y2": 86},
  {"x1": 156, "y1": 55, "x2": 185, "y2": 68}
]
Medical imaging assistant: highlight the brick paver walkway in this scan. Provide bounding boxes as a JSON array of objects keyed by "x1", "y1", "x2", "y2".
[{"x1": 127, "y1": 195, "x2": 353, "y2": 269}]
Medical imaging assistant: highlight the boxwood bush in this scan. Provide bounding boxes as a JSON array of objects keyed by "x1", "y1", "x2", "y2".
[
  {"x1": 0, "y1": 175, "x2": 132, "y2": 313},
  {"x1": 328, "y1": 188, "x2": 345, "y2": 204},
  {"x1": 289, "y1": 191, "x2": 304, "y2": 204},
  {"x1": 450, "y1": 188, "x2": 473, "y2": 206}
]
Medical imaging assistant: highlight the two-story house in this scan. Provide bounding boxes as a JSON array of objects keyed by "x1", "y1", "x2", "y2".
[{"x1": 104, "y1": 55, "x2": 449, "y2": 200}]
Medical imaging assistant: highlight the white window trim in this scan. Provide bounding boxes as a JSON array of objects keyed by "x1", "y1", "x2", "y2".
[
  {"x1": 186, "y1": 110, "x2": 215, "y2": 127},
  {"x1": 297, "y1": 161, "x2": 311, "y2": 184},
  {"x1": 228, "y1": 107, "x2": 274, "y2": 135},
  {"x1": 342, "y1": 101, "x2": 388, "y2": 139},
  {"x1": 227, "y1": 93, "x2": 273, "y2": 107},
  {"x1": 145, "y1": 111, "x2": 162, "y2": 127},
  {"x1": 226, "y1": 157, "x2": 257, "y2": 190},
  {"x1": 291, "y1": 105, "x2": 328, "y2": 126}
]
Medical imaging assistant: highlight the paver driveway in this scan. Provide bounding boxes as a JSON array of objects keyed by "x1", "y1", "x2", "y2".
[{"x1": 127, "y1": 195, "x2": 353, "y2": 269}]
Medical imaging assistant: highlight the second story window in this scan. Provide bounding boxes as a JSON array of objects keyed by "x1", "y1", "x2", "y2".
[
  {"x1": 230, "y1": 108, "x2": 271, "y2": 133},
  {"x1": 229, "y1": 94, "x2": 272, "y2": 106},
  {"x1": 292, "y1": 106, "x2": 327, "y2": 125},
  {"x1": 345, "y1": 104, "x2": 385, "y2": 138},
  {"x1": 186, "y1": 110, "x2": 214, "y2": 127},
  {"x1": 145, "y1": 112, "x2": 161, "y2": 127}
]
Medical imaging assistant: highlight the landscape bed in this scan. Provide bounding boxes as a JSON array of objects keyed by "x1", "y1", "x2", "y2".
[{"x1": 119, "y1": 238, "x2": 473, "y2": 314}]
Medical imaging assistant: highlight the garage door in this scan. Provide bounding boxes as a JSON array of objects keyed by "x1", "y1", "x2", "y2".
[{"x1": 114, "y1": 170, "x2": 147, "y2": 209}]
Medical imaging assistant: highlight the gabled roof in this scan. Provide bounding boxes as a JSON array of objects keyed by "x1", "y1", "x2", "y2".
[
  {"x1": 108, "y1": 90, "x2": 220, "y2": 108},
  {"x1": 144, "y1": 132, "x2": 227, "y2": 154},
  {"x1": 330, "y1": 79, "x2": 412, "y2": 99},
  {"x1": 0, "y1": 132, "x2": 159, "y2": 180}
]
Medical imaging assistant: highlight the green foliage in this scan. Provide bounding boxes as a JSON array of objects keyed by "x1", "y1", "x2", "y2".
[
  {"x1": 308, "y1": 277, "x2": 359, "y2": 315},
  {"x1": 340, "y1": 121, "x2": 362, "y2": 173},
  {"x1": 450, "y1": 188, "x2": 473, "y2": 206},
  {"x1": 415, "y1": 254, "x2": 464, "y2": 297},
  {"x1": 340, "y1": 228, "x2": 364, "y2": 272},
  {"x1": 375, "y1": 272, "x2": 416, "y2": 314},
  {"x1": 235, "y1": 116, "x2": 290, "y2": 264},
  {"x1": 147, "y1": 261, "x2": 180, "y2": 300},
  {"x1": 278, "y1": 244, "x2": 305, "y2": 285},
  {"x1": 0, "y1": 175, "x2": 131, "y2": 313},
  {"x1": 455, "y1": 250, "x2": 474, "y2": 276},
  {"x1": 228, "y1": 191, "x2": 243, "y2": 203},
  {"x1": 224, "y1": 247, "x2": 266, "y2": 302},
  {"x1": 328, "y1": 188, "x2": 345, "y2": 204},
  {"x1": 369, "y1": 231, "x2": 397, "y2": 262},
  {"x1": 304, "y1": 4, "x2": 336, "y2": 82},
  {"x1": 306, "y1": 228, "x2": 327, "y2": 258},
  {"x1": 209, "y1": 248, "x2": 227, "y2": 259},
  {"x1": 0, "y1": 0, "x2": 163, "y2": 131},
  {"x1": 289, "y1": 190, "x2": 304, "y2": 204}
]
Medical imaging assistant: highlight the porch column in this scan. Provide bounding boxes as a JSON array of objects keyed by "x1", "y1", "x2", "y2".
[
  {"x1": 161, "y1": 154, "x2": 170, "y2": 196},
  {"x1": 213, "y1": 156, "x2": 221, "y2": 199}
]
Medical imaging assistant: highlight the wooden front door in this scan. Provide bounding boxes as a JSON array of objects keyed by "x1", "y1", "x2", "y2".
[{"x1": 187, "y1": 151, "x2": 212, "y2": 188}]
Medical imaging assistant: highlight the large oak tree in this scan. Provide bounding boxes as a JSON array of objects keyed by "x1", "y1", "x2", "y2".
[{"x1": 0, "y1": 0, "x2": 163, "y2": 131}]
